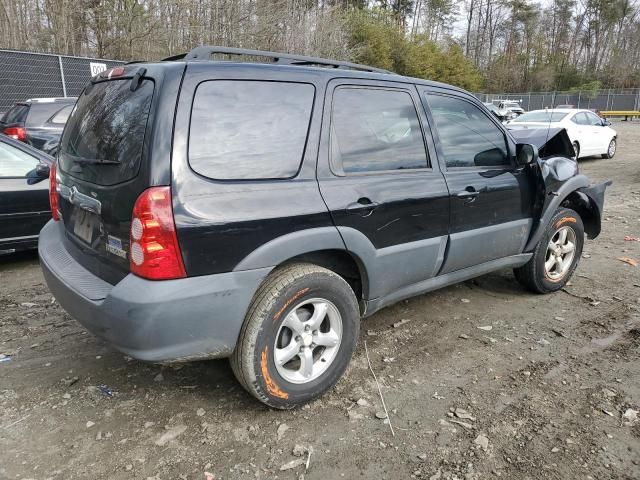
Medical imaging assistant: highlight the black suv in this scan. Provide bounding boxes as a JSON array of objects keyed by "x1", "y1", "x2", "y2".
[
  {"x1": 39, "y1": 47, "x2": 609, "y2": 408},
  {"x1": 0, "y1": 98, "x2": 76, "y2": 154}
]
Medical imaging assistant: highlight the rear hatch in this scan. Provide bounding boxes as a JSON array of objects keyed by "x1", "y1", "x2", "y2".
[{"x1": 56, "y1": 70, "x2": 157, "y2": 284}]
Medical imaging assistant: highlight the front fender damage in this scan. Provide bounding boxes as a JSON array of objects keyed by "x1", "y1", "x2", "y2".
[{"x1": 568, "y1": 180, "x2": 612, "y2": 239}]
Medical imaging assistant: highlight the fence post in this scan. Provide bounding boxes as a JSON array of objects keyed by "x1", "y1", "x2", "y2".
[{"x1": 58, "y1": 55, "x2": 67, "y2": 98}]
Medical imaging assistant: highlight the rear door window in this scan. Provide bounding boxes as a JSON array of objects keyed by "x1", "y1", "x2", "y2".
[
  {"x1": 58, "y1": 79, "x2": 154, "y2": 186},
  {"x1": 330, "y1": 87, "x2": 429, "y2": 174},
  {"x1": 189, "y1": 80, "x2": 314, "y2": 180}
]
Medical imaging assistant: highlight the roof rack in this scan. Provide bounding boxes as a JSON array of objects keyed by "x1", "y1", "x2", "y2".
[{"x1": 162, "y1": 46, "x2": 392, "y2": 74}]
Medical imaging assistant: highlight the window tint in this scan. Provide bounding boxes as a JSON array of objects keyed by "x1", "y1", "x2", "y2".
[
  {"x1": 427, "y1": 94, "x2": 508, "y2": 168},
  {"x1": 330, "y1": 88, "x2": 428, "y2": 174},
  {"x1": 59, "y1": 79, "x2": 154, "y2": 186},
  {"x1": 189, "y1": 81, "x2": 314, "y2": 180},
  {"x1": 49, "y1": 105, "x2": 73, "y2": 125},
  {"x1": 1, "y1": 104, "x2": 29, "y2": 124},
  {"x1": 0, "y1": 142, "x2": 39, "y2": 177}
]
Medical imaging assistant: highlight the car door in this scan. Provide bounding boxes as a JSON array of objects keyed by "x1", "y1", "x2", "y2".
[
  {"x1": 0, "y1": 139, "x2": 51, "y2": 249},
  {"x1": 317, "y1": 80, "x2": 450, "y2": 300},
  {"x1": 568, "y1": 112, "x2": 593, "y2": 155},
  {"x1": 420, "y1": 89, "x2": 535, "y2": 274},
  {"x1": 583, "y1": 111, "x2": 609, "y2": 154}
]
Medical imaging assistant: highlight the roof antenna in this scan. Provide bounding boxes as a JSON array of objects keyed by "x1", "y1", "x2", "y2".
[{"x1": 543, "y1": 92, "x2": 556, "y2": 159}]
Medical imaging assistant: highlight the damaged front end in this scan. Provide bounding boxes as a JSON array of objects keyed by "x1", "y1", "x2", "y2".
[{"x1": 510, "y1": 127, "x2": 612, "y2": 251}]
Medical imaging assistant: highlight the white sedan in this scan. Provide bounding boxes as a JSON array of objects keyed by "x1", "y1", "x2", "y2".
[{"x1": 505, "y1": 109, "x2": 617, "y2": 159}]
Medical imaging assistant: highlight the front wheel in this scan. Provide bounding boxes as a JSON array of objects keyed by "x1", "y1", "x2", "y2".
[
  {"x1": 572, "y1": 141, "x2": 580, "y2": 159},
  {"x1": 514, "y1": 208, "x2": 584, "y2": 293},
  {"x1": 231, "y1": 263, "x2": 360, "y2": 409},
  {"x1": 602, "y1": 138, "x2": 616, "y2": 159}
]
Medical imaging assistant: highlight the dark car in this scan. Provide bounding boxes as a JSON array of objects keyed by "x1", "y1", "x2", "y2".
[
  {"x1": 0, "y1": 98, "x2": 76, "y2": 154},
  {"x1": 38, "y1": 47, "x2": 610, "y2": 409},
  {"x1": 0, "y1": 134, "x2": 53, "y2": 253}
]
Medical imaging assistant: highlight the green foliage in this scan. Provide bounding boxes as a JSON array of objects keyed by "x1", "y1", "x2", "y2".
[
  {"x1": 346, "y1": 11, "x2": 483, "y2": 91},
  {"x1": 569, "y1": 80, "x2": 603, "y2": 99}
]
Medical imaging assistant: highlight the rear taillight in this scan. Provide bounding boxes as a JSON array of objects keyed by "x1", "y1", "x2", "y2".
[
  {"x1": 49, "y1": 162, "x2": 60, "y2": 221},
  {"x1": 129, "y1": 186, "x2": 186, "y2": 280},
  {"x1": 4, "y1": 127, "x2": 27, "y2": 142}
]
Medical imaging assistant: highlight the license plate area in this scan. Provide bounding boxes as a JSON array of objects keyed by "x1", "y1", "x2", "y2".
[{"x1": 72, "y1": 208, "x2": 98, "y2": 244}]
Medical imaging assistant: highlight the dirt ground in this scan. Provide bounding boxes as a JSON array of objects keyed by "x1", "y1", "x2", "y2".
[{"x1": 1, "y1": 123, "x2": 639, "y2": 480}]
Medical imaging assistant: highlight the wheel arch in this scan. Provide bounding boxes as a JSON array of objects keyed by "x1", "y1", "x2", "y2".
[
  {"x1": 561, "y1": 190, "x2": 602, "y2": 239},
  {"x1": 233, "y1": 227, "x2": 370, "y2": 308}
]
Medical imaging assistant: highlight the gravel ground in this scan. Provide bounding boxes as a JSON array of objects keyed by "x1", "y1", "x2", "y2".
[{"x1": 1, "y1": 122, "x2": 639, "y2": 480}]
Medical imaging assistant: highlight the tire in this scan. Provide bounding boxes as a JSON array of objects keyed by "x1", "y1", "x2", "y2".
[
  {"x1": 572, "y1": 141, "x2": 580, "y2": 160},
  {"x1": 602, "y1": 137, "x2": 616, "y2": 159},
  {"x1": 231, "y1": 263, "x2": 360, "y2": 409},
  {"x1": 514, "y1": 208, "x2": 584, "y2": 294}
]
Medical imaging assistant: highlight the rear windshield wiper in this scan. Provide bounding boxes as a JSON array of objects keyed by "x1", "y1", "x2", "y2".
[{"x1": 69, "y1": 157, "x2": 121, "y2": 165}]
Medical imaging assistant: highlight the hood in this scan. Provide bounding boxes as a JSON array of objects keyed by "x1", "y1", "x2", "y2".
[{"x1": 509, "y1": 127, "x2": 575, "y2": 159}]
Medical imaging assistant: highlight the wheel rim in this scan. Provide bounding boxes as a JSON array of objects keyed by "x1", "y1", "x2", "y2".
[
  {"x1": 545, "y1": 226, "x2": 577, "y2": 281},
  {"x1": 273, "y1": 298, "x2": 343, "y2": 384},
  {"x1": 608, "y1": 139, "x2": 616, "y2": 157}
]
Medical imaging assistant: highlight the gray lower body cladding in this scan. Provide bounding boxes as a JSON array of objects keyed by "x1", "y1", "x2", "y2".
[{"x1": 39, "y1": 220, "x2": 271, "y2": 362}]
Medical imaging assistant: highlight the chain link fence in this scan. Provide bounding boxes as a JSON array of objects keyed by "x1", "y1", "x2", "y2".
[
  {"x1": 0, "y1": 49, "x2": 125, "y2": 114},
  {"x1": 476, "y1": 89, "x2": 640, "y2": 112}
]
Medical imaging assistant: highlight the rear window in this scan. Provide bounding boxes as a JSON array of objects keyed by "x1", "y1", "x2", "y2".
[
  {"x1": 1, "y1": 104, "x2": 29, "y2": 124},
  {"x1": 189, "y1": 80, "x2": 314, "y2": 180},
  {"x1": 58, "y1": 79, "x2": 154, "y2": 186}
]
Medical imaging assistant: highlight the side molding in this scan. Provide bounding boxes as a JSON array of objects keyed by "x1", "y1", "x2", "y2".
[{"x1": 365, "y1": 253, "x2": 532, "y2": 316}]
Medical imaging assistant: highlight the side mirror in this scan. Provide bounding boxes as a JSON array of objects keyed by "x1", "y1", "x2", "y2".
[
  {"x1": 602, "y1": 119, "x2": 611, "y2": 126},
  {"x1": 516, "y1": 143, "x2": 538, "y2": 166},
  {"x1": 35, "y1": 163, "x2": 50, "y2": 179}
]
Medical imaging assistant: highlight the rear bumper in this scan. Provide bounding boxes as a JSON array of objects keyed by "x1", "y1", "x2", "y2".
[{"x1": 39, "y1": 220, "x2": 271, "y2": 362}]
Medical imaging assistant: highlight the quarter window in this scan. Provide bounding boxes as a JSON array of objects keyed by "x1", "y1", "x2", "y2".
[
  {"x1": 189, "y1": 80, "x2": 314, "y2": 180},
  {"x1": 330, "y1": 87, "x2": 428, "y2": 174},
  {"x1": 427, "y1": 94, "x2": 509, "y2": 168}
]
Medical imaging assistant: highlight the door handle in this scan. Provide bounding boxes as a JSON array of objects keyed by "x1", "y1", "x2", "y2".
[
  {"x1": 457, "y1": 187, "x2": 480, "y2": 202},
  {"x1": 346, "y1": 197, "x2": 379, "y2": 217}
]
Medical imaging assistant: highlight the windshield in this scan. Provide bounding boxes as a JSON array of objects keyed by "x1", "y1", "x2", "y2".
[
  {"x1": 59, "y1": 79, "x2": 154, "y2": 186},
  {"x1": 512, "y1": 111, "x2": 568, "y2": 123}
]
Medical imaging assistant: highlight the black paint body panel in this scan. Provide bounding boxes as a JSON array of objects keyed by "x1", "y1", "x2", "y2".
[{"x1": 43, "y1": 59, "x2": 607, "y2": 306}]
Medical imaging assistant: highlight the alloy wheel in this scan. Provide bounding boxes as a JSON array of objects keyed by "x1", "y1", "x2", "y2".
[
  {"x1": 544, "y1": 226, "x2": 577, "y2": 281},
  {"x1": 273, "y1": 298, "x2": 343, "y2": 384}
]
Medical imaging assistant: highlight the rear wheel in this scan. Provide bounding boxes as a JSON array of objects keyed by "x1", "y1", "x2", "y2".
[
  {"x1": 514, "y1": 208, "x2": 584, "y2": 293},
  {"x1": 602, "y1": 138, "x2": 616, "y2": 159},
  {"x1": 572, "y1": 141, "x2": 580, "y2": 159},
  {"x1": 231, "y1": 263, "x2": 360, "y2": 409}
]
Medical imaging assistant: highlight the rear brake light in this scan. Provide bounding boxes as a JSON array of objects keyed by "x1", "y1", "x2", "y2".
[
  {"x1": 4, "y1": 127, "x2": 26, "y2": 142},
  {"x1": 49, "y1": 162, "x2": 60, "y2": 221},
  {"x1": 129, "y1": 186, "x2": 186, "y2": 280}
]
